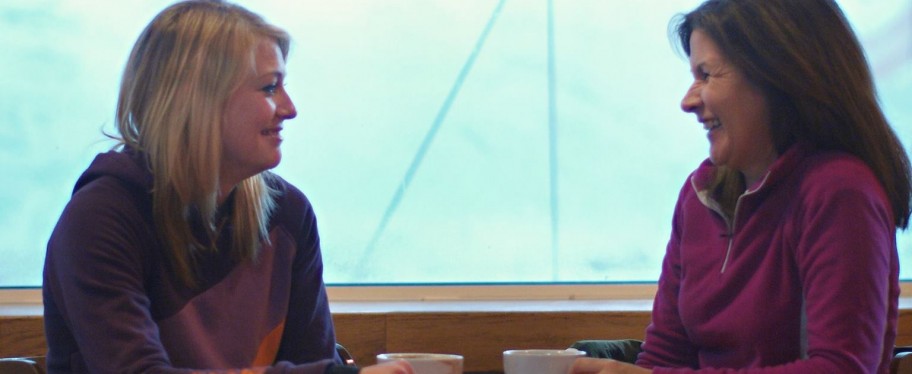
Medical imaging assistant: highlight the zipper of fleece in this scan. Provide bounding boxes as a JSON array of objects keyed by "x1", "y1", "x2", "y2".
[
  {"x1": 720, "y1": 197, "x2": 741, "y2": 274},
  {"x1": 693, "y1": 172, "x2": 771, "y2": 274},
  {"x1": 719, "y1": 172, "x2": 771, "y2": 273}
]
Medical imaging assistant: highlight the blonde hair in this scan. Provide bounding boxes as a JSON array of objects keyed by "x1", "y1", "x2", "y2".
[{"x1": 116, "y1": 0, "x2": 291, "y2": 286}]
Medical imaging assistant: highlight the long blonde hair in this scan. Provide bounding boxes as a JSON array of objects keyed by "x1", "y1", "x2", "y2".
[{"x1": 116, "y1": 0, "x2": 291, "y2": 286}]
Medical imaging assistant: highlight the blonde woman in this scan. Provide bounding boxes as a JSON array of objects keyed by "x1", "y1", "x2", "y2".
[{"x1": 43, "y1": 1, "x2": 412, "y2": 373}]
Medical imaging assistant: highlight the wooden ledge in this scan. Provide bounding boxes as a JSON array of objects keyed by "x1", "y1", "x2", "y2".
[{"x1": 3, "y1": 298, "x2": 911, "y2": 372}]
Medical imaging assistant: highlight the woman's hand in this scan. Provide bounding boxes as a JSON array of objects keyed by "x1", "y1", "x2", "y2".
[
  {"x1": 570, "y1": 357, "x2": 652, "y2": 374},
  {"x1": 360, "y1": 360, "x2": 416, "y2": 374}
]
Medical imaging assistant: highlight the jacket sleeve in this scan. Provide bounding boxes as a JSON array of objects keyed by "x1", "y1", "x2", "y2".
[
  {"x1": 785, "y1": 162, "x2": 895, "y2": 374},
  {"x1": 636, "y1": 181, "x2": 700, "y2": 369},
  {"x1": 43, "y1": 177, "x2": 338, "y2": 374}
]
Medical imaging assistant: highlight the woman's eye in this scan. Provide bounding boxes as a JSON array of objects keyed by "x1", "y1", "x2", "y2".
[
  {"x1": 699, "y1": 71, "x2": 710, "y2": 81},
  {"x1": 262, "y1": 84, "x2": 278, "y2": 95}
]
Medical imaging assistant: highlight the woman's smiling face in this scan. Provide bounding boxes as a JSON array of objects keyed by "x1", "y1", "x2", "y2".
[
  {"x1": 220, "y1": 38, "x2": 297, "y2": 193},
  {"x1": 681, "y1": 29, "x2": 778, "y2": 185}
]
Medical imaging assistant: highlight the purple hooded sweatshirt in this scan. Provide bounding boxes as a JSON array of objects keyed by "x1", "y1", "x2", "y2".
[
  {"x1": 43, "y1": 149, "x2": 350, "y2": 374},
  {"x1": 637, "y1": 143, "x2": 900, "y2": 373}
]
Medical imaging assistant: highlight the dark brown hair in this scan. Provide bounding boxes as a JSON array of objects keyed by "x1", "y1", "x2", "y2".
[{"x1": 674, "y1": 0, "x2": 912, "y2": 228}]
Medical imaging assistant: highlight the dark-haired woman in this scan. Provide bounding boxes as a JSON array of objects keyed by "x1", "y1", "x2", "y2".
[{"x1": 572, "y1": 0, "x2": 910, "y2": 373}]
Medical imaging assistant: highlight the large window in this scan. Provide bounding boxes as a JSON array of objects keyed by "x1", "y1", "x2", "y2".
[{"x1": 1, "y1": 0, "x2": 910, "y2": 287}]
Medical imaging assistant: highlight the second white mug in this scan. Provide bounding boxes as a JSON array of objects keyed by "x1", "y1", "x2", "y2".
[{"x1": 503, "y1": 348, "x2": 586, "y2": 374}]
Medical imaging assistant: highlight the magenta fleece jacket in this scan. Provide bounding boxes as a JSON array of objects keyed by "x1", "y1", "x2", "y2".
[
  {"x1": 43, "y1": 149, "x2": 346, "y2": 374},
  {"x1": 637, "y1": 143, "x2": 900, "y2": 373}
]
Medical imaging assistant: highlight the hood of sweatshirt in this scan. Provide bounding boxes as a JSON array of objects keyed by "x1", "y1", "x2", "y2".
[{"x1": 73, "y1": 148, "x2": 153, "y2": 196}]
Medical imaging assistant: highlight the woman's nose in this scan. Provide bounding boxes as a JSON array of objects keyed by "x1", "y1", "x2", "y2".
[
  {"x1": 680, "y1": 83, "x2": 701, "y2": 113},
  {"x1": 278, "y1": 92, "x2": 297, "y2": 120}
]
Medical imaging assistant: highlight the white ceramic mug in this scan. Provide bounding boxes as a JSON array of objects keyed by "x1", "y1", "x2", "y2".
[
  {"x1": 503, "y1": 349, "x2": 586, "y2": 374},
  {"x1": 376, "y1": 353, "x2": 463, "y2": 374}
]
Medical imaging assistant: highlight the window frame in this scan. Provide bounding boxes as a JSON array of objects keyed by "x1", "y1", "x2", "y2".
[{"x1": 3, "y1": 282, "x2": 911, "y2": 306}]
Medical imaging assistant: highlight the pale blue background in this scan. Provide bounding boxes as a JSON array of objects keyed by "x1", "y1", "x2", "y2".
[{"x1": 1, "y1": 0, "x2": 909, "y2": 286}]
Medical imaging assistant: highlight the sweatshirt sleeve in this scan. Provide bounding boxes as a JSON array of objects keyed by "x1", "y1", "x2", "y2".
[
  {"x1": 274, "y1": 181, "x2": 342, "y2": 365},
  {"x1": 44, "y1": 177, "x2": 176, "y2": 373}
]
